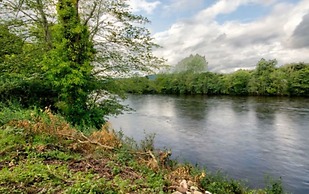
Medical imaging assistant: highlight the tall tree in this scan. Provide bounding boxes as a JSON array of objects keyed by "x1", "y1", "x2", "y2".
[
  {"x1": 248, "y1": 58, "x2": 277, "y2": 95},
  {"x1": 173, "y1": 54, "x2": 208, "y2": 73},
  {"x1": 0, "y1": 25, "x2": 24, "y2": 63},
  {"x1": 0, "y1": 0, "x2": 164, "y2": 127},
  {"x1": 284, "y1": 63, "x2": 309, "y2": 96},
  {"x1": 226, "y1": 70, "x2": 251, "y2": 95},
  {"x1": 41, "y1": 0, "x2": 96, "y2": 125}
]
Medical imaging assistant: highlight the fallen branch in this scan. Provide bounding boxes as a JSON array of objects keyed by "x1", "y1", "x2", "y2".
[{"x1": 77, "y1": 133, "x2": 115, "y2": 150}]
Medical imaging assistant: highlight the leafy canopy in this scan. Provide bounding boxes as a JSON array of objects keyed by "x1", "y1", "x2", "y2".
[
  {"x1": 0, "y1": 0, "x2": 164, "y2": 128},
  {"x1": 173, "y1": 54, "x2": 208, "y2": 73}
]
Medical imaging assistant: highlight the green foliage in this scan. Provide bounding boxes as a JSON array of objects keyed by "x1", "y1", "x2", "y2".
[
  {"x1": 248, "y1": 59, "x2": 278, "y2": 95},
  {"x1": 0, "y1": 26, "x2": 55, "y2": 108},
  {"x1": 0, "y1": 25, "x2": 23, "y2": 63},
  {"x1": 140, "y1": 132, "x2": 156, "y2": 151},
  {"x1": 65, "y1": 175, "x2": 107, "y2": 194},
  {"x1": 265, "y1": 177, "x2": 284, "y2": 194},
  {"x1": 40, "y1": 0, "x2": 97, "y2": 127},
  {"x1": 200, "y1": 171, "x2": 247, "y2": 194},
  {"x1": 0, "y1": 127, "x2": 27, "y2": 163},
  {"x1": 286, "y1": 63, "x2": 309, "y2": 96},
  {"x1": 174, "y1": 54, "x2": 208, "y2": 73},
  {"x1": 0, "y1": 0, "x2": 164, "y2": 129},
  {"x1": 0, "y1": 103, "x2": 33, "y2": 125},
  {"x1": 0, "y1": 107, "x2": 286, "y2": 193},
  {"x1": 0, "y1": 159, "x2": 67, "y2": 185},
  {"x1": 122, "y1": 71, "x2": 226, "y2": 95},
  {"x1": 120, "y1": 59, "x2": 309, "y2": 96},
  {"x1": 35, "y1": 150, "x2": 80, "y2": 161},
  {"x1": 123, "y1": 76, "x2": 154, "y2": 94},
  {"x1": 225, "y1": 70, "x2": 251, "y2": 95}
]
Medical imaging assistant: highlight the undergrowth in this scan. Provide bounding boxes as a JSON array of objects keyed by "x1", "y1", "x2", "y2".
[{"x1": 0, "y1": 105, "x2": 285, "y2": 193}]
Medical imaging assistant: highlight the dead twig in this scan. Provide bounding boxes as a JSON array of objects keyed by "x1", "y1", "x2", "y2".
[{"x1": 77, "y1": 134, "x2": 114, "y2": 150}]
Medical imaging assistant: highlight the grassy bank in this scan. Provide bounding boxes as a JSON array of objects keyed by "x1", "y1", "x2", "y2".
[{"x1": 0, "y1": 106, "x2": 284, "y2": 193}]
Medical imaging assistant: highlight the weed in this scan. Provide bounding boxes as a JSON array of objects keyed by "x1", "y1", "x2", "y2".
[
  {"x1": 0, "y1": 159, "x2": 68, "y2": 193},
  {"x1": 140, "y1": 131, "x2": 156, "y2": 151},
  {"x1": 265, "y1": 176, "x2": 284, "y2": 194},
  {"x1": 65, "y1": 174, "x2": 107, "y2": 194},
  {"x1": 89, "y1": 123, "x2": 121, "y2": 149},
  {"x1": 200, "y1": 171, "x2": 247, "y2": 194},
  {"x1": 0, "y1": 106, "x2": 286, "y2": 194},
  {"x1": 35, "y1": 150, "x2": 80, "y2": 161},
  {"x1": 0, "y1": 103, "x2": 34, "y2": 126}
]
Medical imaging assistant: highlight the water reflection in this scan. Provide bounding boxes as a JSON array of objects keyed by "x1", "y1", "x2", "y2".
[
  {"x1": 109, "y1": 95, "x2": 309, "y2": 194},
  {"x1": 173, "y1": 95, "x2": 207, "y2": 121}
]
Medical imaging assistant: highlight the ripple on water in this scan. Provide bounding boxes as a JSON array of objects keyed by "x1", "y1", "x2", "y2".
[{"x1": 110, "y1": 95, "x2": 309, "y2": 194}]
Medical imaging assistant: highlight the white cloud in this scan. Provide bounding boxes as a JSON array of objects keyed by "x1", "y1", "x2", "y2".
[
  {"x1": 195, "y1": 0, "x2": 250, "y2": 21},
  {"x1": 163, "y1": 0, "x2": 203, "y2": 13},
  {"x1": 153, "y1": 0, "x2": 309, "y2": 72},
  {"x1": 195, "y1": 0, "x2": 278, "y2": 22},
  {"x1": 128, "y1": 0, "x2": 161, "y2": 14},
  {"x1": 255, "y1": 0, "x2": 278, "y2": 6}
]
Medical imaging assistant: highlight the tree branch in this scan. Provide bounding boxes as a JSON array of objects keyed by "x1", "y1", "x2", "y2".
[
  {"x1": 36, "y1": 0, "x2": 53, "y2": 49},
  {"x1": 83, "y1": 1, "x2": 97, "y2": 26}
]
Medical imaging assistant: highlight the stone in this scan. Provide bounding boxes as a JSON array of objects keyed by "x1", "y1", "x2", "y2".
[
  {"x1": 172, "y1": 192, "x2": 183, "y2": 194},
  {"x1": 176, "y1": 186, "x2": 187, "y2": 194},
  {"x1": 193, "y1": 191, "x2": 203, "y2": 194},
  {"x1": 190, "y1": 186, "x2": 199, "y2": 191},
  {"x1": 180, "y1": 179, "x2": 188, "y2": 190}
]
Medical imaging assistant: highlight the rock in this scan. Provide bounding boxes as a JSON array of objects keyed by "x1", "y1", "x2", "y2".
[
  {"x1": 193, "y1": 191, "x2": 203, "y2": 194},
  {"x1": 188, "y1": 180, "x2": 194, "y2": 187},
  {"x1": 180, "y1": 179, "x2": 188, "y2": 190},
  {"x1": 176, "y1": 186, "x2": 187, "y2": 194},
  {"x1": 190, "y1": 186, "x2": 199, "y2": 191},
  {"x1": 172, "y1": 192, "x2": 183, "y2": 194}
]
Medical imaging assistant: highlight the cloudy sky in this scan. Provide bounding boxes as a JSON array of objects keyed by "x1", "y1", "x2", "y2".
[{"x1": 128, "y1": 0, "x2": 309, "y2": 72}]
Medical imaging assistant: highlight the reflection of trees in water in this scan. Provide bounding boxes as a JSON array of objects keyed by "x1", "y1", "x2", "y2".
[
  {"x1": 230, "y1": 96, "x2": 250, "y2": 114},
  {"x1": 116, "y1": 95, "x2": 309, "y2": 193},
  {"x1": 250, "y1": 96, "x2": 309, "y2": 126},
  {"x1": 281, "y1": 97, "x2": 309, "y2": 121},
  {"x1": 125, "y1": 95, "x2": 152, "y2": 109},
  {"x1": 173, "y1": 95, "x2": 208, "y2": 121},
  {"x1": 251, "y1": 97, "x2": 278, "y2": 124}
]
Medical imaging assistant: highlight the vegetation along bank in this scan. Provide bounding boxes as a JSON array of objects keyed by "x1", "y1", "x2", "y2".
[
  {"x1": 0, "y1": 106, "x2": 284, "y2": 193},
  {"x1": 120, "y1": 58, "x2": 309, "y2": 96},
  {"x1": 0, "y1": 0, "x2": 302, "y2": 192}
]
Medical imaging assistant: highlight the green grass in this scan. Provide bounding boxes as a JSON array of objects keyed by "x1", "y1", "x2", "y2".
[{"x1": 0, "y1": 105, "x2": 285, "y2": 194}]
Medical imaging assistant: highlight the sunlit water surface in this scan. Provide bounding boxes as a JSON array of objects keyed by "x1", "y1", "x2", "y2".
[{"x1": 109, "y1": 95, "x2": 309, "y2": 193}]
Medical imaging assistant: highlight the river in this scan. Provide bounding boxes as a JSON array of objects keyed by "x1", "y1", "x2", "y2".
[{"x1": 109, "y1": 94, "x2": 309, "y2": 193}]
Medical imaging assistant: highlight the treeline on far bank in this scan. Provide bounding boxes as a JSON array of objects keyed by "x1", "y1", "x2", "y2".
[{"x1": 119, "y1": 59, "x2": 309, "y2": 96}]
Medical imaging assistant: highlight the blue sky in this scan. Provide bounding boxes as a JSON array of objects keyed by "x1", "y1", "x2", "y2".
[{"x1": 128, "y1": 0, "x2": 309, "y2": 72}]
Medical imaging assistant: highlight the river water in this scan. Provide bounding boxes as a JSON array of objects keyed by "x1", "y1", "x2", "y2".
[{"x1": 109, "y1": 95, "x2": 309, "y2": 193}]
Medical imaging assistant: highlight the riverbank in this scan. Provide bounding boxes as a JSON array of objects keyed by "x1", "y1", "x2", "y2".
[
  {"x1": 0, "y1": 107, "x2": 284, "y2": 193},
  {"x1": 118, "y1": 62, "x2": 309, "y2": 97}
]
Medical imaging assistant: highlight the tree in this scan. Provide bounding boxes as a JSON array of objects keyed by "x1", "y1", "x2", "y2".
[
  {"x1": 248, "y1": 58, "x2": 277, "y2": 95},
  {"x1": 0, "y1": 24, "x2": 53, "y2": 106},
  {"x1": 284, "y1": 63, "x2": 309, "y2": 96},
  {"x1": 173, "y1": 54, "x2": 208, "y2": 73},
  {"x1": 0, "y1": 0, "x2": 164, "y2": 128},
  {"x1": 0, "y1": 25, "x2": 24, "y2": 63},
  {"x1": 40, "y1": 0, "x2": 98, "y2": 126},
  {"x1": 268, "y1": 69, "x2": 289, "y2": 95},
  {"x1": 226, "y1": 70, "x2": 251, "y2": 95}
]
